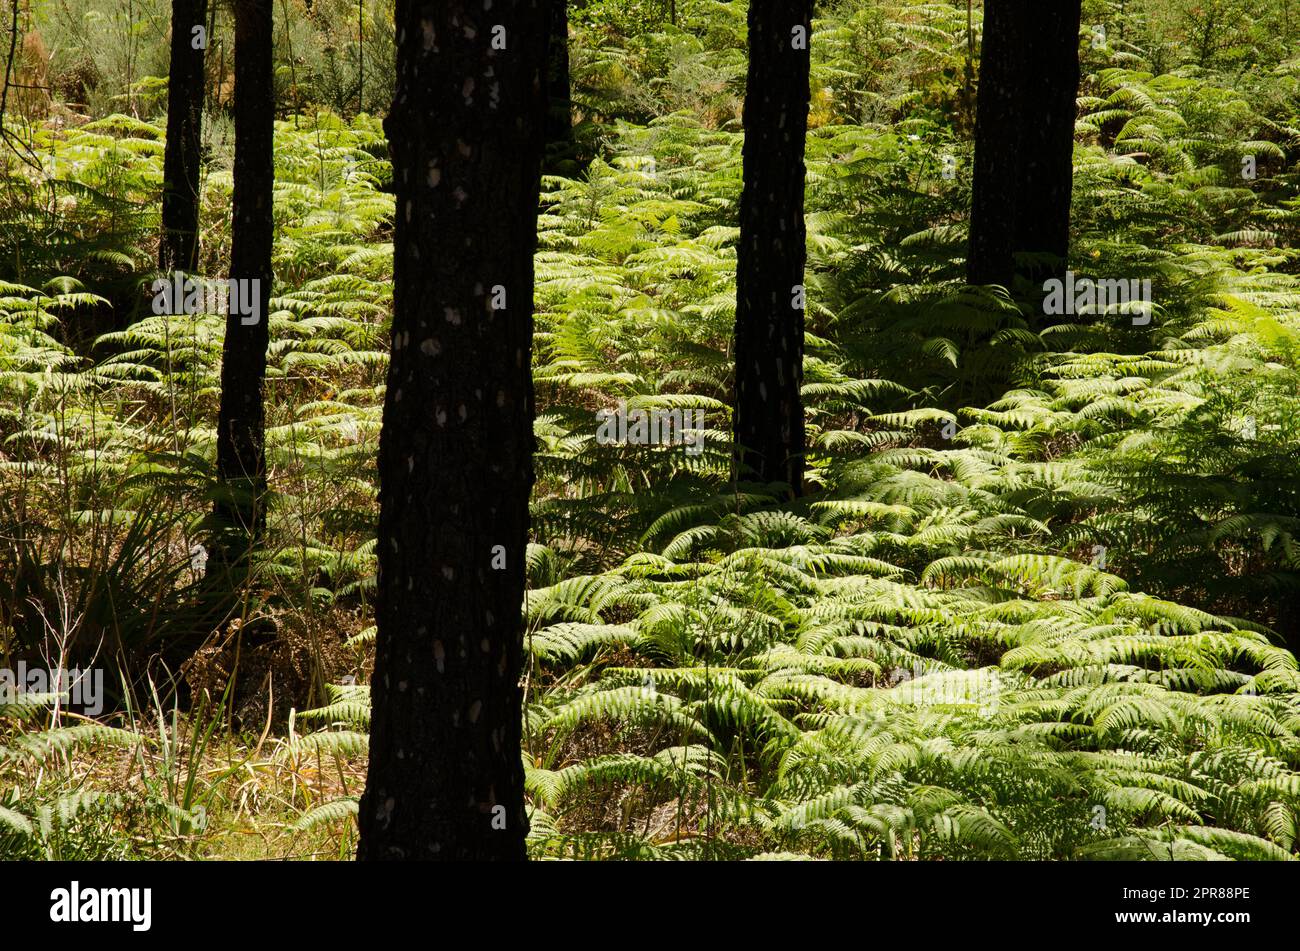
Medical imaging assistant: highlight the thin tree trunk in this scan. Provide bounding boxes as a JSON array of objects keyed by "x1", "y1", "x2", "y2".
[
  {"x1": 963, "y1": 0, "x2": 975, "y2": 129},
  {"x1": 732, "y1": 0, "x2": 813, "y2": 496},
  {"x1": 1016, "y1": 0, "x2": 1081, "y2": 294},
  {"x1": 214, "y1": 0, "x2": 274, "y2": 552},
  {"x1": 966, "y1": 0, "x2": 1024, "y2": 289},
  {"x1": 357, "y1": 0, "x2": 549, "y2": 861},
  {"x1": 159, "y1": 0, "x2": 208, "y2": 273},
  {"x1": 967, "y1": 0, "x2": 1081, "y2": 300}
]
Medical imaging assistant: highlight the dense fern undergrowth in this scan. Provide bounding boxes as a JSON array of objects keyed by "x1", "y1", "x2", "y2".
[{"x1": 5, "y1": 1, "x2": 1300, "y2": 860}]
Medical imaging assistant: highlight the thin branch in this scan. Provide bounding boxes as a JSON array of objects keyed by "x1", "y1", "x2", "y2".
[{"x1": 0, "y1": 0, "x2": 41, "y2": 170}]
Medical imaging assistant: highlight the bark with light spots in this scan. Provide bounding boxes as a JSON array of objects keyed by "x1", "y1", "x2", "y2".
[
  {"x1": 214, "y1": 0, "x2": 273, "y2": 553},
  {"x1": 967, "y1": 0, "x2": 1081, "y2": 299},
  {"x1": 160, "y1": 0, "x2": 208, "y2": 274},
  {"x1": 733, "y1": 0, "x2": 812, "y2": 496},
  {"x1": 357, "y1": 0, "x2": 549, "y2": 861}
]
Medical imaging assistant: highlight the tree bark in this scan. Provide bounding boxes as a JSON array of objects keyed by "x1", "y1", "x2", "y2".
[
  {"x1": 214, "y1": 0, "x2": 274, "y2": 551},
  {"x1": 1016, "y1": 0, "x2": 1082, "y2": 293},
  {"x1": 732, "y1": 0, "x2": 812, "y2": 496},
  {"x1": 357, "y1": 0, "x2": 549, "y2": 861},
  {"x1": 966, "y1": 0, "x2": 1025, "y2": 289},
  {"x1": 546, "y1": 0, "x2": 572, "y2": 147},
  {"x1": 159, "y1": 0, "x2": 208, "y2": 274},
  {"x1": 967, "y1": 0, "x2": 1081, "y2": 297}
]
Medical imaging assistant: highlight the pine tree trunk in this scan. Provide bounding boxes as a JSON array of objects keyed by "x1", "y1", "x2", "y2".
[
  {"x1": 159, "y1": 0, "x2": 208, "y2": 274},
  {"x1": 732, "y1": 0, "x2": 812, "y2": 496},
  {"x1": 1015, "y1": 0, "x2": 1081, "y2": 293},
  {"x1": 357, "y1": 0, "x2": 549, "y2": 861},
  {"x1": 966, "y1": 0, "x2": 1025, "y2": 289},
  {"x1": 546, "y1": 0, "x2": 572, "y2": 147},
  {"x1": 967, "y1": 0, "x2": 1081, "y2": 299},
  {"x1": 214, "y1": 0, "x2": 274, "y2": 551}
]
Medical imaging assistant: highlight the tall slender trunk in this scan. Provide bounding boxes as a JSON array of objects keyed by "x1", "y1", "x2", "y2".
[
  {"x1": 967, "y1": 0, "x2": 1081, "y2": 303},
  {"x1": 1016, "y1": 0, "x2": 1081, "y2": 294},
  {"x1": 357, "y1": 0, "x2": 550, "y2": 861},
  {"x1": 733, "y1": 0, "x2": 813, "y2": 496},
  {"x1": 966, "y1": 0, "x2": 1024, "y2": 289},
  {"x1": 214, "y1": 0, "x2": 274, "y2": 553},
  {"x1": 159, "y1": 0, "x2": 209, "y2": 274},
  {"x1": 963, "y1": 0, "x2": 975, "y2": 128}
]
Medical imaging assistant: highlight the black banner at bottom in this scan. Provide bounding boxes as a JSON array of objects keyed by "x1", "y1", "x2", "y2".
[{"x1": 2, "y1": 859, "x2": 1284, "y2": 939}]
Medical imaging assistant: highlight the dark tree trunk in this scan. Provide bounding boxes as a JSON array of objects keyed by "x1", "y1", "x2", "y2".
[
  {"x1": 967, "y1": 0, "x2": 1081, "y2": 297},
  {"x1": 1016, "y1": 0, "x2": 1082, "y2": 293},
  {"x1": 546, "y1": 0, "x2": 572, "y2": 147},
  {"x1": 214, "y1": 0, "x2": 274, "y2": 552},
  {"x1": 732, "y1": 0, "x2": 812, "y2": 496},
  {"x1": 966, "y1": 0, "x2": 1025, "y2": 289},
  {"x1": 159, "y1": 0, "x2": 209, "y2": 274},
  {"x1": 357, "y1": 0, "x2": 549, "y2": 861}
]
